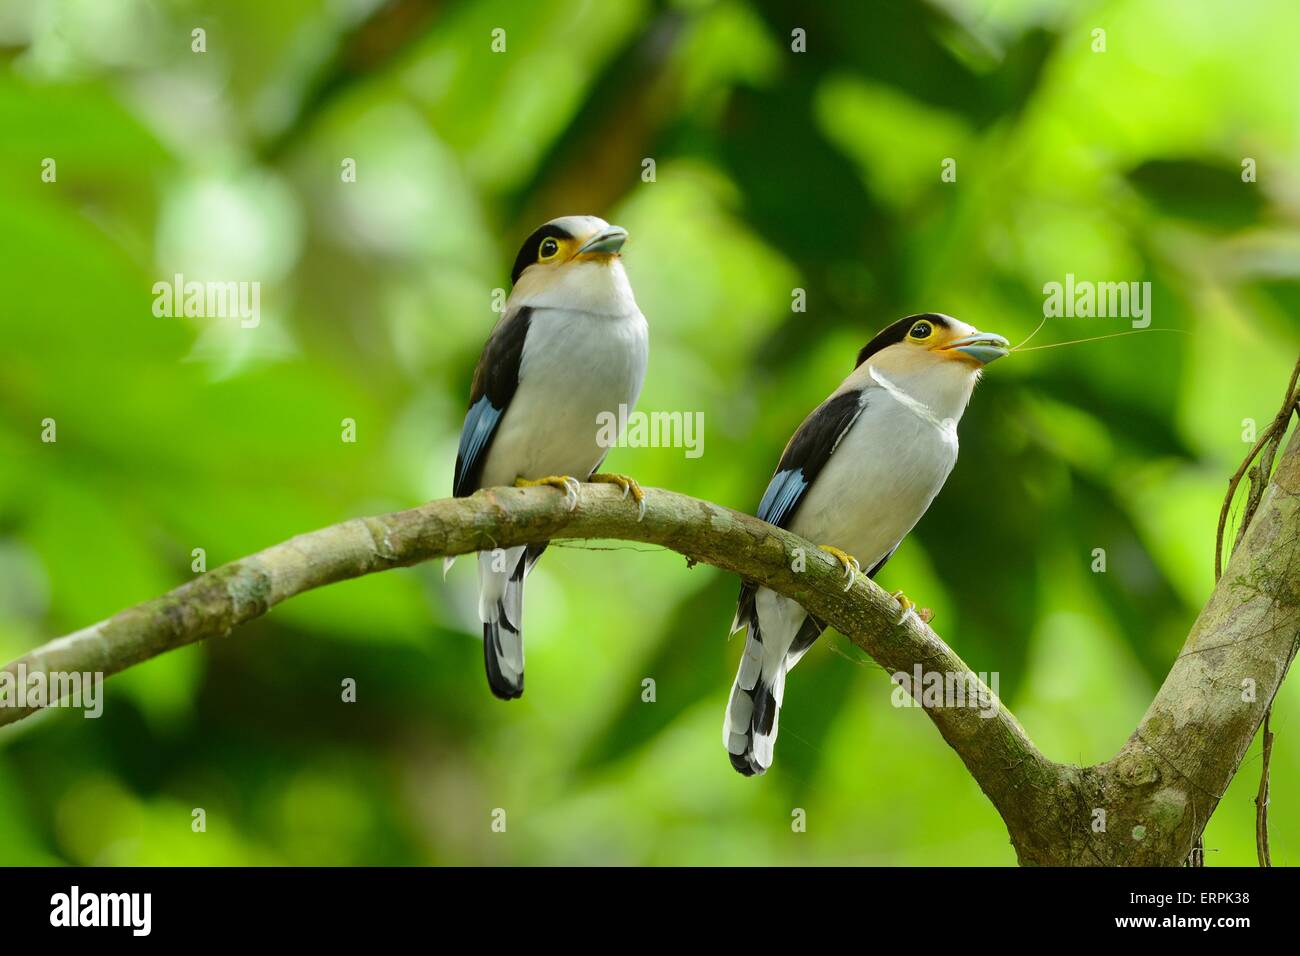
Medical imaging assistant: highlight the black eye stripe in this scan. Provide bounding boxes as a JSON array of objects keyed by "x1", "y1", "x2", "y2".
[
  {"x1": 511, "y1": 223, "x2": 575, "y2": 285},
  {"x1": 855, "y1": 313, "x2": 950, "y2": 367}
]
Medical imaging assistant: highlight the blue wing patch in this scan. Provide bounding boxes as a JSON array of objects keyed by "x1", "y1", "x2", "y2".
[
  {"x1": 453, "y1": 396, "x2": 503, "y2": 497},
  {"x1": 453, "y1": 306, "x2": 532, "y2": 497},
  {"x1": 753, "y1": 389, "x2": 866, "y2": 530},
  {"x1": 736, "y1": 388, "x2": 866, "y2": 634},
  {"x1": 757, "y1": 468, "x2": 809, "y2": 529}
]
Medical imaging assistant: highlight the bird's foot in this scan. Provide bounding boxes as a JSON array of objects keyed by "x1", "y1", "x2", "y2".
[
  {"x1": 818, "y1": 545, "x2": 861, "y2": 592},
  {"x1": 891, "y1": 590, "x2": 934, "y2": 625},
  {"x1": 589, "y1": 472, "x2": 646, "y2": 521},
  {"x1": 515, "y1": 474, "x2": 581, "y2": 511}
]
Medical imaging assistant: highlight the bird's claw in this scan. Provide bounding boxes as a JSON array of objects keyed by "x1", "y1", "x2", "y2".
[
  {"x1": 891, "y1": 590, "x2": 933, "y2": 625},
  {"x1": 818, "y1": 545, "x2": 860, "y2": 591},
  {"x1": 515, "y1": 474, "x2": 581, "y2": 511},
  {"x1": 590, "y1": 472, "x2": 646, "y2": 522}
]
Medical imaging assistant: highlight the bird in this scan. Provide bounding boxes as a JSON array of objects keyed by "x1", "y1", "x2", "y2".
[
  {"x1": 723, "y1": 313, "x2": 1008, "y2": 775},
  {"x1": 450, "y1": 215, "x2": 649, "y2": 700}
]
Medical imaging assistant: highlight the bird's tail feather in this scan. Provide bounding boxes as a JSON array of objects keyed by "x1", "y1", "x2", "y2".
[
  {"x1": 724, "y1": 609, "x2": 821, "y2": 776},
  {"x1": 724, "y1": 621, "x2": 787, "y2": 776},
  {"x1": 478, "y1": 546, "x2": 528, "y2": 700}
]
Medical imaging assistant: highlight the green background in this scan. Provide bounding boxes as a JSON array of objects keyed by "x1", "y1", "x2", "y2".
[{"x1": 1, "y1": 0, "x2": 1298, "y2": 865}]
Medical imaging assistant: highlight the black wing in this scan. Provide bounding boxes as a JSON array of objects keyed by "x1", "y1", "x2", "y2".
[
  {"x1": 453, "y1": 306, "x2": 533, "y2": 497},
  {"x1": 735, "y1": 388, "x2": 867, "y2": 629},
  {"x1": 755, "y1": 389, "x2": 866, "y2": 529}
]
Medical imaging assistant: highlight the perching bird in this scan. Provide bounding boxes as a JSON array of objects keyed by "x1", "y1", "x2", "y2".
[
  {"x1": 724, "y1": 313, "x2": 1008, "y2": 775},
  {"x1": 451, "y1": 215, "x2": 649, "y2": 700}
]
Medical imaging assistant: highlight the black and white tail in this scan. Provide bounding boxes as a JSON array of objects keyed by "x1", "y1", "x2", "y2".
[
  {"x1": 477, "y1": 544, "x2": 544, "y2": 700},
  {"x1": 724, "y1": 588, "x2": 823, "y2": 775},
  {"x1": 724, "y1": 626, "x2": 784, "y2": 776}
]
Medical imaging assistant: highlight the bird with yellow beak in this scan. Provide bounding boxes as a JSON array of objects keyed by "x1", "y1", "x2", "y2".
[
  {"x1": 452, "y1": 215, "x2": 648, "y2": 700},
  {"x1": 724, "y1": 313, "x2": 1009, "y2": 775}
]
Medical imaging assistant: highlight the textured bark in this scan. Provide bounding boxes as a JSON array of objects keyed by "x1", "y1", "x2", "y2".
[
  {"x1": 3, "y1": 432, "x2": 1298, "y2": 865},
  {"x1": 1084, "y1": 426, "x2": 1300, "y2": 865}
]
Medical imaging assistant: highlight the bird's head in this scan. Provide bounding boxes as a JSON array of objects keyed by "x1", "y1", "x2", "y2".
[
  {"x1": 853, "y1": 313, "x2": 1009, "y2": 414},
  {"x1": 508, "y1": 215, "x2": 635, "y2": 316},
  {"x1": 856, "y1": 313, "x2": 1009, "y2": 373}
]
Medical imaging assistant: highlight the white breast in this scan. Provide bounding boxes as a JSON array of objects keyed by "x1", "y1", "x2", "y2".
[
  {"x1": 787, "y1": 388, "x2": 959, "y2": 570},
  {"x1": 479, "y1": 307, "x2": 649, "y2": 488}
]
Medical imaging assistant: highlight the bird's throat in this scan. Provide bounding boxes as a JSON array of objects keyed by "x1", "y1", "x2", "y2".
[{"x1": 868, "y1": 366, "x2": 960, "y2": 440}]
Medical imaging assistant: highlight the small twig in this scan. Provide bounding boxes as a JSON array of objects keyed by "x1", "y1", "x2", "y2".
[
  {"x1": 1256, "y1": 710, "x2": 1274, "y2": 867},
  {"x1": 1213, "y1": 352, "x2": 1298, "y2": 868},
  {"x1": 1216, "y1": 421, "x2": 1284, "y2": 580},
  {"x1": 550, "y1": 540, "x2": 668, "y2": 554},
  {"x1": 1217, "y1": 354, "x2": 1300, "y2": 581}
]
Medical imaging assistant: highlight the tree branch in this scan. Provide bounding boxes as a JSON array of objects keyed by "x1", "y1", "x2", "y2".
[
  {"x1": 4, "y1": 415, "x2": 1299, "y2": 865},
  {"x1": 0, "y1": 483, "x2": 1050, "y2": 832},
  {"x1": 1220, "y1": 355, "x2": 1300, "y2": 866},
  {"x1": 1100, "y1": 422, "x2": 1299, "y2": 865}
]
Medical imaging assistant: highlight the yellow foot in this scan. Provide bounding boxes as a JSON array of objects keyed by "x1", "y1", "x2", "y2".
[
  {"x1": 819, "y1": 545, "x2": 861, "y2": 591},
  {"x1": 590, "y1": 472, "x2": 646, "y2": 521},
  {"x1": 891, "y1": 590, "x2": 934, "y2": 625},
  {"x1": 515, "y1": 474, "x2": 581, "y2": 511}
]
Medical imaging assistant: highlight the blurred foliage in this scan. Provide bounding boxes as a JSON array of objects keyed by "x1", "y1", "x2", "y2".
[{"x1": 1, "y1": 0, "x2": 1298, "y2": 865}]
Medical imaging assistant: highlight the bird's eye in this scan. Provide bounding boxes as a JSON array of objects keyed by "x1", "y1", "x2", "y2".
[
  {"x1": 909, "y1": 321, "x2": 933, "y2": 340},
  {"x1": 538, "y1": 237, "x2": 561, "y2": 261}
]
